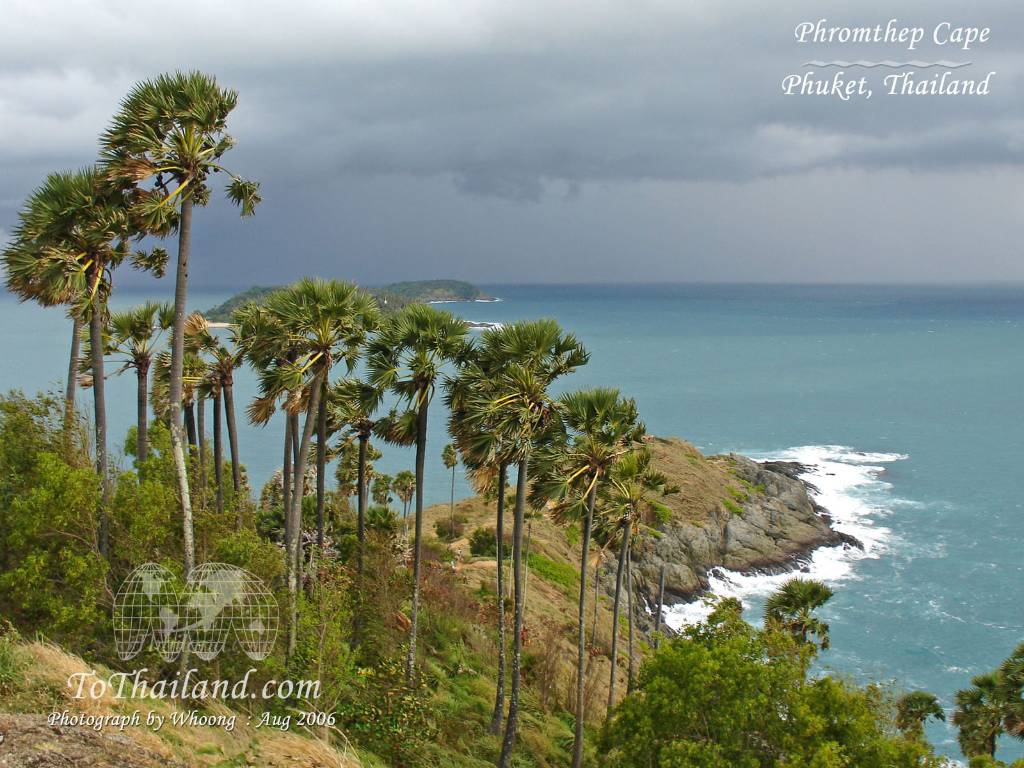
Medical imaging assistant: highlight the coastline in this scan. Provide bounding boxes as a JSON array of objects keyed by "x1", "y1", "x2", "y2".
[{"x1": 623, "y1": 443, "x2": 903, "y2": 632}]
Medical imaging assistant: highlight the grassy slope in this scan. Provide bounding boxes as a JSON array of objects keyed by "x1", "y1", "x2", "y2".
[{"x1": 0, "y1": 641, "x2": 361, "y2": 768}]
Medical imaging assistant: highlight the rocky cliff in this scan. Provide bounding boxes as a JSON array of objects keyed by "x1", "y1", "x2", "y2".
[{"x1": 608, "y1": 437, "x2": 859, "y2": 632}]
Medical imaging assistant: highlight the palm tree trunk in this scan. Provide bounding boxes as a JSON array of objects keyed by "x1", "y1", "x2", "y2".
[
  {"x1": 405, "y1": 399, "x2": 429, "y2": 684},
  {"x1": 286, "y1": 372, "x2": 324, "y2": 659},
  {"x1": 136, "y1": 358, "x2": 150, "y2": 465},
  {"x1": 282, "y1": 416, "x2": 292, "y2": 531},
  {"x1": 571, "y1": 482, "x2": 597, "y2": 768},
  {"x1": 591, "y1": 553, "x2": 602, "y2": 649},
  {"x1": 185, "y1": 401, "x2": 197, "y2": 450},
  {"x1": 88, "y1": 294, "x2": 110, "y2": 558},
  {"x1": 224, "y1": 381, "x2": 242, "y2": 504},
  {"x1": 169, "y1": 195, "x2": 195, "y2": 576},
  {"x1": 626, "y1": 542, "x2": 635, "y2": 694},
  {"x1": 498, "y1": 456, "x2": 528, "y2": 768},
  {"x1": 65, "y1": 312, "x2": 81, "y2": 430},
  {"x1": 291, "y1": 412, "x2": 303, "y2": 586},
  {"x1": 352, "y1": 431, "x2": 369, "y2": 648},
  {"x1": 196, "y1": 395, "x2": 207, "y2": 507},
  {"x1": 449, "y1": 465, "x2": 455, "y2": 537},
  {"x1": 607, "y1": 518, "x2": 632, "y2": 717},
  {"x1": 489, "y1": 461, "x2": 508, "y2": 735},
  {"x1": 315, "y1": 380, "x2": 327, "y2": 550},
  {"x1": 213, "y1": 389, "x2": 224, "y2": 515}
]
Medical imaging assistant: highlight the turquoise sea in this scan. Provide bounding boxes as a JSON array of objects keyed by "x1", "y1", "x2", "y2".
[{"x1": 2, "y1": 282, "x2": 1022, "y2": 761}]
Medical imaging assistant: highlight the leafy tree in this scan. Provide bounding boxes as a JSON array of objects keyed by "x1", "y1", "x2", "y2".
[
  {"x1": 101, "y1": 70, "x2": 260, "y2": 577},
  {"x1": 600, "y1": 598, "x2": 943, "y2": 768}
]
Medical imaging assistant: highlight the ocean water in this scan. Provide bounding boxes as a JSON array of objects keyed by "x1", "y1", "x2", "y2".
[{"x1": 2, "y1": 282, "x2": 1022, "y2": 761}]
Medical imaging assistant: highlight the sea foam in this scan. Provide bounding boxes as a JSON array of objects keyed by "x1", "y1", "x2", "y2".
[{"x1": 663, "y1": 445, "x2": 906, "y2": 629}]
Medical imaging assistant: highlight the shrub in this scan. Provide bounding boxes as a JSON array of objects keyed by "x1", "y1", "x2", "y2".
[
  {"x1": 434, "y1": 516, "x2": 467, "y2": 542},
  {"x1": 469, "y1": 526, "x2": 512, "y2": 557}
]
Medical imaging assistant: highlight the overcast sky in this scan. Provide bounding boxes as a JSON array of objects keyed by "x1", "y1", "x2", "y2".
[{"x1": 1, "y1": 0, "x2": 1022, "y2": 287}]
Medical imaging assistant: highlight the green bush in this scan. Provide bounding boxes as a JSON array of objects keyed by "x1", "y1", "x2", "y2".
[
  {"x1": 468, "y1": 526, "x2": 512, "y2": 558},
  {"x1": 434, "y1": 516, "x2": 467, "y2": 542}
]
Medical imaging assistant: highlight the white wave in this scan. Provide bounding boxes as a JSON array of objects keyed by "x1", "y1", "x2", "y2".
[{"x1": 663, "y1": 445, "x2": 905, "y2": 630}]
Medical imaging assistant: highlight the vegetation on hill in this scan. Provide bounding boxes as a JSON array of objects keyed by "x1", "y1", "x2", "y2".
[{"x1": 204, "y1": 280, "x2": 493, "y2": 322}]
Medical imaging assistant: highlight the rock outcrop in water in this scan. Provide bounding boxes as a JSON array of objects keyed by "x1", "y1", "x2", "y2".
[{"x1": 604, "y1": 437, "x2": 859, "y2": 633}]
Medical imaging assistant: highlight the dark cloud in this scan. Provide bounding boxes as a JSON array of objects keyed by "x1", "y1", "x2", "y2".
[{"x1": 1, "y1": 0, "x2": 1022, "y2": 286}]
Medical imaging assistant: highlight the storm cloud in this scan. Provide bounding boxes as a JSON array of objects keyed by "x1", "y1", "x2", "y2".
[{"x1": 1, "y1": 0, "x2": 1022, "y2": 286}]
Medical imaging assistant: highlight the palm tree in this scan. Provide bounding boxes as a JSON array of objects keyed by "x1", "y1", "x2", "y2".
[
  {"x1": 531, "y1": 388, "x2": 643, "y2": 762},
  {"x1": 105, "y1": 301, "x2": 174, "y2": 464},
  {"x1": 393, "y1": 470, "x2": 416, "y2": 522},
  {"x1": 763, "y1": 578, "x2": 834, "y2": 652},
  {"x1": 600, "y1": 445, "x2": 675, "y2": 714},
  {"x1": 367, "y1": 304, "x2": 470, "y2": 683},
  {"x1": 101, "y1": 70, "x2": 260, "y2": 577},
  {"x1": 329, "y1": 378, "x2": 385, "y2": 582},
  {"x1": 443, "y1": 443, "x2": 458, "y2": 536},
  {"x1": 896, "y1": 691, "x2": 945, "y2": 741},
  {"x1": 243, "y1": 279, "x2": 377, "y2": 657},
  {"x1": 954, "y1": 673, "x2": 1007, "y2": 758},
  {"x1": 2, "y1": 168, "x2": 147, "y2": 557},
  {"x1": 1000, "y1": 643, "x2": 1024, "y2": 742},
  {"x1": 456, "y1": 320, "x2": 588, "y2": 767},
  {"x1": 372, "y1": 474, "x2": 394, "y2": 508},
  {"x1": 187, "y1": 313, "x2": 245, "y2": 519}
]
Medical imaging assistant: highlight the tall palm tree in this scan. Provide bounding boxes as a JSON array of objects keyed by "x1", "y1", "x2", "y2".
[
  {"x1": 329, "y1": 378, "x2": 385, "y2": 582},
  {"x1": 105, "y1": 301, "x2": 174, "y2": 464},
  {"x1": 244, "y1": 279, "x2": 377, "y2": 657},
  {"x1": 896, "y1": 691, "x2": 945, "y2": 742},
  {"x1": 443, "y1": 443, "x2": 458, "y2": 536},
  {"x1": 1000, "y1": 643, "x2": 1024, "y2": 742},
  {"x1": 763, "y1": 578, "x2": 834, "y2": 652},
  {"x1": 187, "y1": 313, "x2": 245, "y2": 518},
  {"x1": 101, "y1": 70, "x2": 260, "y2": 577},
  {"x1": 954, "y1": 673, "x2": 1008, "y2": 758},
  {"x1": 600, "y1": 445, "x2": 675, "y2": 715},
  {"x1": 367, "y1": 303, "x2": 470, "y2": 683},
  {"x1": 457, "y1": 320, "x2": 588, "y2": 767},
  {"x1": 372, "y1": 474, "x2": 394, "y2": 507},
  {"x1": 2, "y1": 168, "x2": 147, "y2": 557},
  {"x1": 393, "y1": 470, "x2": 416, "y2": 522},
  {"x1": 532, "y1": 388, "x2": 643, "y2": 763}
]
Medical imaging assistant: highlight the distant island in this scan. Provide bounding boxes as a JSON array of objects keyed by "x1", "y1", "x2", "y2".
[{"x1": 204, "y1": 279, "x2": 495, "y2": 322}]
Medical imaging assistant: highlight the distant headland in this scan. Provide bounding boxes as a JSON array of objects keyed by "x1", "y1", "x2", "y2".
[{"x1": 204, "y1": 279, "x2": 496, "y2": 322}]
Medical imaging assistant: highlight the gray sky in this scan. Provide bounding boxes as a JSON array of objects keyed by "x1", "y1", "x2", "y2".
[{"x1": 1, "y1": 0, "x2": 1022, "y2": 287}]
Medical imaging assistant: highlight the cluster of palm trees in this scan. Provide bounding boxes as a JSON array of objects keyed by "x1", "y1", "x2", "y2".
[
  {"x1": 3, "y1": 71, "x2": 260, "y2": 574},
  {"x1": 0, "y1": 67, "x2": 672, "y2": 764}
]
